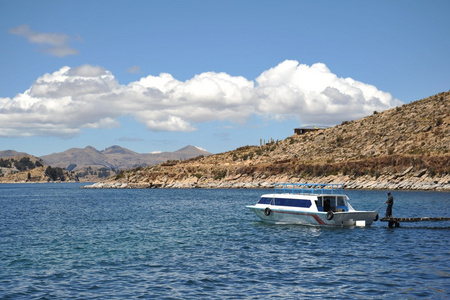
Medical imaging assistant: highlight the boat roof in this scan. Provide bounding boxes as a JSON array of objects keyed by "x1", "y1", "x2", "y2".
[{"x1": 273, "y1": 183, "x2": 344, "y2": 196}]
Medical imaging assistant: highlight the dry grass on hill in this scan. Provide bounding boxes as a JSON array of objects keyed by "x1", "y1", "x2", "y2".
[{"x1": 112, "y1": 91, "x2": 449, "y2": 188}]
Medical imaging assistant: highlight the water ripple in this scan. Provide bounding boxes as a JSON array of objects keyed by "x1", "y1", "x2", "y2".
[{"x1": 0, "y1": 184, "x2": 449, "y2": 299}]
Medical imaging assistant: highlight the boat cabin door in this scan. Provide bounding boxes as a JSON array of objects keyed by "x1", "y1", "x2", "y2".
[{"x1": 319, "y1": 196, "x2": 336, "y2": 212}]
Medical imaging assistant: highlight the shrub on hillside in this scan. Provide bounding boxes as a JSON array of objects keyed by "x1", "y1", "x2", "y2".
[{"x1": 45, "y1": 166, "x2": 65, "y2": 181}]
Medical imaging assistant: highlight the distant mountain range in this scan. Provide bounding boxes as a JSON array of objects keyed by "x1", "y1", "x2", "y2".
[{"x1": 0, "y1": 145, "x2": 211, "y2": 172}]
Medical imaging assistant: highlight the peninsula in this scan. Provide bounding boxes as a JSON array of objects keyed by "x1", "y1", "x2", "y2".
[{"x1": 86, "y1": 91, "x2": 449, "y2": 190}]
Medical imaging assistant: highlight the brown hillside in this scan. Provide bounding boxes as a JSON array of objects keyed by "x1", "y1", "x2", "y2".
[
  {"x1": 0, "y1": 155, "x2": 78, "y2": 183},
  {"x1": 92, "y1": 91, "x2": 449, "y2": 190}
]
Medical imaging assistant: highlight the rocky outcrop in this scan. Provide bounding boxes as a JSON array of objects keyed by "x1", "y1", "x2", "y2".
[
  {"x1": 83, "y1": 167, "x2": 450, "y2": 191},
  {"x1": 84, "y1": 91, "x2": 450, "y2": 191}
]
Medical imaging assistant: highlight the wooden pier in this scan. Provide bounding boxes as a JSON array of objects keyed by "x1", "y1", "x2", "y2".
[{"x1": 380, "y1": 217, "x2": 450, "y2": 228}]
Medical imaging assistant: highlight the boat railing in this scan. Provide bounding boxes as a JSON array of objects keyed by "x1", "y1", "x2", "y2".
[{"x1": 274, "y1": 183, "x2": 344, "y2": 195}]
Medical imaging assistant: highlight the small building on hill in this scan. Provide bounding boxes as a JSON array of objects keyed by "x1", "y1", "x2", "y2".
[{"x1": 294, "y1": 127, "x2": 320, "y2": 135}]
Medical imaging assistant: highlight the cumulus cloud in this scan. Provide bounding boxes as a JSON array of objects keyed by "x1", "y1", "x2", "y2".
[
  {"x1": 9, "y1": 24, "x2": 80, "y2": 57},
  {"x1": 0, "y1": 60, "x2": 402, "y2": 138},
  {"x1": 255, "y1": 61, "x2": 400, "y2": 124}
]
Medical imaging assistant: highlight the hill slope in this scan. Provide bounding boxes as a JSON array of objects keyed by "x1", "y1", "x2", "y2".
[
  {"x1": 0, "y1": 150, "x2": 29, "y2": 158},
  {"x1": 88, "y1": 91, "x2": 449, "y2": 190},
  {"x1": 0, "y1": 155, "x2": 78, "y2": 183}
]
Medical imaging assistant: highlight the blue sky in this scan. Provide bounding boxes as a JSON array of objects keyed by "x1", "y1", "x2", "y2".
[{"x1": 1, "y1": 0, "x2": 449, "y2": 157}]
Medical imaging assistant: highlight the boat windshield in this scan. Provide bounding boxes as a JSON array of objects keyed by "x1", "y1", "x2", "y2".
[{"x1": 258, "y1": 197, "x2": 272, "y2": 205}]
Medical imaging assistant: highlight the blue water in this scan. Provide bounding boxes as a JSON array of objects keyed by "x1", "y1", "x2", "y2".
[{"x1": 0, "y1": 183, "x2": 449, "y2": 299}]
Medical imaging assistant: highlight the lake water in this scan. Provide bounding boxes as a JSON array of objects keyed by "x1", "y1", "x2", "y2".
[{"x1": 0, "y1": 183, "x2": 449, "y2": 299}]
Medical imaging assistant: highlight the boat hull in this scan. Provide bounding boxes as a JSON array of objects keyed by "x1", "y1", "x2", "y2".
[{"x1": 246, "y1": 205, "x2": 378, "y2": 226}]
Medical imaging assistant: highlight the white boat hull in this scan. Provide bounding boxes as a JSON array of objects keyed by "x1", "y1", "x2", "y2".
[{"x1": 246, "y1": 205, "x2": 378, "y2": 226}]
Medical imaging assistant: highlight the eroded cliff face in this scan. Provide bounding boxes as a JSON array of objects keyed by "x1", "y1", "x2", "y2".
[{"x1": 86, "y1": 91, "x2": 450, "y2": 190}]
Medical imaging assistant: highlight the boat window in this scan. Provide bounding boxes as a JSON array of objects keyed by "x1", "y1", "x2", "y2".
[
  {"x1": 274, "y1": 198, "x2": 312, "y2": 208},
  {"x1": 335, "y1": 196, "x2": 348, "y2": 212},
  {"x1": 337, "y1": 196, "x2": 345, "y2": 207},
  {"x1": 317, "y1": 196, "x2": 323, "y2": 207},
  {"x1": 258, "y1": 197, "x2": 272, "y2": 204}
]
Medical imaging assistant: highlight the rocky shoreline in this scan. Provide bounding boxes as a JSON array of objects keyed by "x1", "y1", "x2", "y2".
[{"x1": 82, "y1": 173, "x2": 450, "y2": 191}]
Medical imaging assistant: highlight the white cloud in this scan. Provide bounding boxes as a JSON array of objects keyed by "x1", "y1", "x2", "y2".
[
  {"x1": 0, "y1": 60, "x2": 403, "y2": 138},
  {"x1": 255, "y1": 61, "x2": 402, "y2": 124},
  {"x1": 9, "y1": 24, "x2": 80, "y2": 57}
]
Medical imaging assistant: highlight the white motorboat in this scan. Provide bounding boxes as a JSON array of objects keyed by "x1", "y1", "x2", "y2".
[{"x1": 246, "y1": 183, "x2": 378, "y2": 226}]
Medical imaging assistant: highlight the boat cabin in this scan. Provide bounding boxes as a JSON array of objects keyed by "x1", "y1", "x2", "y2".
[
  {"x1": 258, "y1": 183, "x2": 350, "y2": 212},
  {"x1": 257, "y1": 195, "x2": 349, "y2": 212}
]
